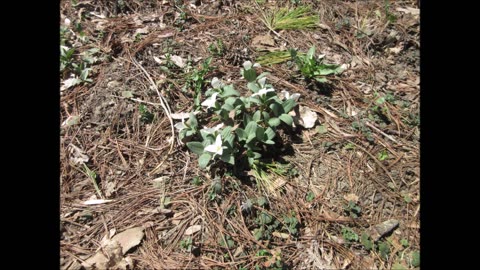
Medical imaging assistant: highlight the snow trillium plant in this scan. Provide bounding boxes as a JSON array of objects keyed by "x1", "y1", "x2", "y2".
[{"x1": 183, "y1": 61, "x2": 300, "y2": 169}]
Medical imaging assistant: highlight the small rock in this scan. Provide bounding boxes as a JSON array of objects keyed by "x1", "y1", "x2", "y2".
[{"x1": 366, "y1": 219, "x2": 399, "y2": 241}]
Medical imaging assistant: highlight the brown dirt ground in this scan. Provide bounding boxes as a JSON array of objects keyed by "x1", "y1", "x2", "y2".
[{"x1": 60, "y1": 0, "x2": 419, "y2": 269}]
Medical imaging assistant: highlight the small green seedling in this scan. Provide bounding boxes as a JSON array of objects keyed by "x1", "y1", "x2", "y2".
[{"x1": 290, "y1": 46, "x2": 344, "y2": 83}]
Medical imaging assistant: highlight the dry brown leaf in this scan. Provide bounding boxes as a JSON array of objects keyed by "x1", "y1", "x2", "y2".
[
  {"x1": 299, "y1": 105, "x2": 318, "y2": 128},
  {"x1": 68, "y1": 144, "x2": 89, "y2": 165},
  {"x1": 110, "y1": 227, "x2": 145, "y2": 255},
  {"x1": 184, "y1": 224, "x2": 202, "y2": 235},
  {"x1": 252, "y1": 35, "x2": 276, "y2": 51},
  {"x1": 272, "y1": 231, "x2": 290, "y2": 239},
  {"x1": 343, "y1": 193, "x2": 359, "y2": 203},
  {"x1": 170, "y1": 55, "x2": 185, "y2": 68}
]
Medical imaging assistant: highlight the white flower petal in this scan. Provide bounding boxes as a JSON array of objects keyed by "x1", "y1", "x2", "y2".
[
  {"x1": 258, "y1": 77, "x2": 266, "y2": 88},
  {"x1": 243, "y1": 61, "x2": 253, "y2": 70},
  {"x1": 201, "y1": 92, "x2": 218, "y2": 108},
  {"x1": 211, "y1": 77, "x2": 223, "y2": 89},
  {"x1": 204, "y1": 144, "x2": 218, "y2": 153},
  {"x1": 290, "y1": 93, "x2": 301, "y2": 101},
  {"x1": 253, "y1": 63, "x2": 261, "y2": 68}
]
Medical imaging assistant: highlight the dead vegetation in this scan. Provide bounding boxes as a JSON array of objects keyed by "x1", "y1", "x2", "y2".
[{"x1": 60, "y1": 0, "x2": 420, "y2": 269}]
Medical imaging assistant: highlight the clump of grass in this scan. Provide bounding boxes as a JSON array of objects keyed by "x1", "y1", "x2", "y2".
[{"x1": 262, "y1": 6, "x2": 319, "y2": 31}]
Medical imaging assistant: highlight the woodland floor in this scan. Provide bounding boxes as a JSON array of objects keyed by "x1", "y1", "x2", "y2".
[{"x1": 60, "y1": 0, "x2": 420, "y2": 269}]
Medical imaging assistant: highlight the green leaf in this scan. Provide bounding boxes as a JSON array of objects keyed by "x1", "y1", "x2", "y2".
[
  {"x1": 307, "y1": 46, "x2": 315, "y2": 60},
  {"x1": 411, "y1": 251, "x2": 420, "y2": 267},
  {"x1": 264, "y1": 139, "x2": 275, "y2": 145},
  {"x1": 247, "y1": 82, "x2": 260, "y2": 93},
  {"x1": 188, "y1": 113, "x2": 198, "y2": 129},
  {"x1": 279, "y1": 114, "x2": 293, "y2": 126},
  {"x1": 314, "y1": 77, "x2": 328, "y2": 83},
  {"x1": 268, "y1": 117, "x2": 281, "y2": 127},
  {"x1": 392, "y1": 263, "x2": 408, "y2": 270},
  {"x1": 198, "y1": 153, "x2": 212, "y2": 169},
  {"x1": 243, "y1": 68, "x2": 257, "y2": 82},
  {"x1": 282, "y1": 98, "x2": 296, "y2": 113},
  {"x1": 360, "y1": 233, "x2": 373, "y2": 251},
  {"x1": 246, "y1": 133, "x2": 257, "y2": 143},
  {"x1": 245, "y1": 121, "x2": 257, "y2": 137},
  {"x1": 220, "y1": 150, "x2": 235, "y2": 165},
  {"x1": 265, "y1": 127, "x2": 275, "y2": 140},
  {"x1": 315, "y1": 124, "x2": 328, "y2": 134},
  {"x1": 221, "y1": 85, "x2": 240, "y2": 97},
  {"x1": 378, "y1": 241, "x2": 390, "y2": 260},
  {"x1": 221, "y1": 103, "x2": 234, "y2": 111},
  {"x1": 253, "y1": 110, "x2": 262, "y2": 122},
  {"x1": 261, "y1": 111, "x2": 270, "y2": 121},
  {"x1": 253, "y1": 228, "x2": 263, "y2": 241},
  {"x1": 236, "y1": 128, "x2": 246, "y2": 140},
  {"x1": 256, "y1": 126, "x2": 265, "y2": 141},
  {"x1": 269, "y1": 102, "x2": 283, "y2": 116},
  {"x1": 186, "y1": 142, "x2": 204, "y2": 155}
]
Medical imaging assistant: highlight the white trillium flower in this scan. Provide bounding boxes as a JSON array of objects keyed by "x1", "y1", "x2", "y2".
[
  {"x1": 257, "y1": 77, "x2": 266, "y2": 88},
  {"x1": 280, "y1": 90, "x2": 301, "y2": 101},
  {"x1": 251, "y1": 88, "x2": 274, "y2": 98},
  {"x1": 211, "y1": 77, "x2": 224, "y2": 89},
  {"x1": 204, "y1": 134, "x2": 224, "y2": 156},
  {"x1": 202, "y1": 123, "x2": 224, "y2": 134},
  {"x1": 201, "y1": 92, "x2": 218, "y2": 109},
  {"x1": 242, "y1": 61, "x2": 261, "y2": 70}
]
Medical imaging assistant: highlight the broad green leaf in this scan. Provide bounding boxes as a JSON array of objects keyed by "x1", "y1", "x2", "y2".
[
  {"x1": 188, "y1": 113, "x2": 198, "y2": 129},
  {"x1": 220, "y1": 152, "x2": 235, "y2": 165},
  {"x1": 256, "y1": 72, "x2": 270, "y2": 80},
  {"x1": 264, "y1": 139, "x2": 275, "y2": 145},
  {"x1": 249, "y1": 97, "x2": 261, "y2": 105},
  {"x1": 314, "y1": 77, "x2": 328, "y2": 83},
  {"x1": 315, "y1": 124, "x2": 328, "y2": 134},
  {"x1": 279, "y1": 114, "x2": 293, "y2": 126},
  {"x1": 243, "y1": 68, "x2": 257, "y2": 82},
  {"x1": 198, "y1": 153, "x2": 212, "y2": 169},
  {"x1": 236, "y1": 128, "x2": 246, "y2": 140},
  {"x1": 255, "y1": 126, "x2": 265, "y2": 141},
  {"x1": 246, "y1": 133, "x2": 257, "y2": 143},
  {"x1": 265, "y1": 127, "x2": 275, "y2": 140},
  {"x1": 224, "y1": 96, "x2": 238, "y2": 106},
  {"x1": 186, "y1": 142, "x2": 204, "y2": 155},
  {"x1": 307, "y1": 46, "x2": 315, "y2": 60},
  {"x1": 411, "y1": 251, "x2": 420, "y2": 268},
  {"x1": 268, "y1": 117, "x2": 281, "y2": 127},
  {"x1": 253, "y1": 110, "x2": 261, "y2": 122},
  {"x1": 247, "y1": 82, "x2": 260, "y2": 93},
  {"x1": 221, "y1": 103, "x2": 234, "y2": 111},
  {"x1": 244, "y1": 121, "x2": 257, "y2": 137},
  {"x1": 269, "y1": 102, "x2": 283, "y2": 116},
  {"x1": 282, "y1": 98, "x2": 296, "y2": 113},
  {"x1": 262, "y1": 111, "x2": 270, "y2": 121},
  {"x1": 221, "y1": 85, "x2": 240, "y2": 97}
]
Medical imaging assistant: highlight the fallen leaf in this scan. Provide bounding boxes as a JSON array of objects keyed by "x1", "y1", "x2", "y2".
[
  {"x1": 153, "y1": 56, "x2": 163, "y2": 65},
  {"x1": 272, "y1": 231, "x2": 290, "y2": 239},
  {"x1": 299, "y1": 105, "x2": 318, "y2": 128},
  {"x1": 121, "y1": 91, "x2": 133, "y2": 98},
  {"x1": 110, "y1": 227, "x2": 145, "y2": 255},
  {"x1": 83, "y1": 199, "x2": 114, "y2": 205},
  {"x1": 343, "y1": 193, "x2": 359, "y2": 203},
  {"x1": 315, "y1": 124, "x2": 328, "y2": 134},
  {"x1": 252, "y1": 34, "x2": 275, "y2": 48},
  {"x1": 134, "y1": 26, "x2": 149, "y2": 36},
  {"x1": 396, "y1": 7, "x2": 420, "y2": 16},
  {"x1": 62, "y1": 115, "x2": 80, "y2": 127},
  {"x1": 170, "y1": 55, "x2": 185, "y2": 68},
  {"x1": 68, "y1": 144, "x2": 89, "y2": 164},
  {"x1": 185, "y1": 224, "x2": 202, "y2": 236}
]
